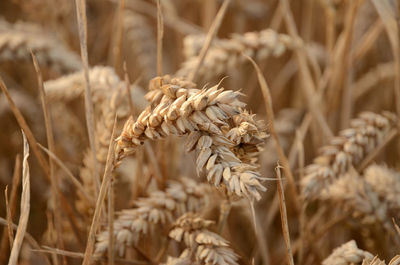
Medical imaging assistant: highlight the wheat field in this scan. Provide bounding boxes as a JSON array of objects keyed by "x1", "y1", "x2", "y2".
[{"x1": 0, "y1": 0, "x2": 400, "y2": 264}]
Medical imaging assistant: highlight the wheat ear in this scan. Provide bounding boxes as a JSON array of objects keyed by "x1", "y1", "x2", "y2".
[
  {"x1": 95, "y1": 178, "x2": 210, "y2": 257},
  {"x1": 176, "y1": 29, "x2": 296, "y2": 80},
  {"x1": 44, "y1": 66, "x2": 147, "y2": 109},
  {"x1": 364, "y1": 164, "x2": 400, "y2": 215},
  {"x1": 302, "y1": 111, "x2": 397, "y2": 200},
  {"x1": 77, "y1": 79, "x2": 134, "y2": 216},
  {"x1": 320, "y1": 172, "x2": 392, "y2": 229},
  {"x1": 362, "y1": 256, "x2": 400, "y2": 265},
  {"x1": 165, "y1": 213, "x2": 239, "y2": 265},
  {"x1": 322, "y1": 240, "x2": 374, "y2": 265},
  {"x1": 116, "y1": 76, "x2": 268, "y2": 200},
  {"x1": 0, "y1": 19, "x2": 81, "y2": 73}
]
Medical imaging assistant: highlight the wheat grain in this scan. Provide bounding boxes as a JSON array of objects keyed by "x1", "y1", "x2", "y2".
[
  {"x1": 95, "y1": 178, "x2": 210, "y2": 257},
  {"x1": 166, "y1": 213, "x2": 239, "y2": 265},
  {"x1": 302, "y1": 111, "x2": 397, "y2": 200},
  {"x1": 0, "y1": 19, "x2": 81, "y2": 73},
  {"x1": 176, "y1": 29, "x2": 296, "y2": 80}
]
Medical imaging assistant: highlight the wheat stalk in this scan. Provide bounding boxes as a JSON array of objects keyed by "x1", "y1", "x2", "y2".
[
  {"x1": 302, "y1": 111, "x2": 397, "y2": 200},
  {"x1": 176, "y1": 29, "x2": 296, "y2": 80},
  {"x1": 95, "y1": 178, "x2": 210, "y2": 257},
  {"x1": 0, "y1": 19, "x2": 81, "y2": 73},
  {"x1": 123, "y1": 10, "x2": 157, "y2": 81},
  {"x1": 77, "y1": 83, "x2": 132, "y2": 216},
  {"x1": 116, "y1": 76, "x2": 267, "y2": 200},
  {"x1": 165, "y1": 213, "x2": 239, "y2": 265}
]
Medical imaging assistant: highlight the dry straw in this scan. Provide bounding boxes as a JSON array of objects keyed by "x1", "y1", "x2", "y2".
[{"x1": 8, "y1": 132, "x2": 30, "y2": 265}]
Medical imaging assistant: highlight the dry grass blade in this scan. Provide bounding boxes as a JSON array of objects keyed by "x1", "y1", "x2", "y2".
[
  {"x1": 31, "y1": 52, "x2": 65, "y2": 263},
  {"x1": 245, "y1": 54, "x2": 299, "y2": 211},
  {"x1": 352, "y1": 63, "x2": 395, "y2": 99},
  {"x1": 371, "y1": 0, "x2": 400, "y2": 117},
  {"x1": 8, "y1": 131, "x2": 30, "y2": 265},
  {"x1": 0, "y1": 77, "x2": 50, "y2": 178},
  {"x1": 82, "y1": 116, "x2": 117, "y2": 265},
  {"x1": 157, "y1": 0, "x2": 164, "y2": 76},
  {"x1": 37, "y1": 143, "x2": 95, "y2": 205},
  {"x1": 280, "y1": 0, "x2": 334, "y2": 140},
  {"x1": 187, "y1": 0, "x2": 231, "y2": 81},
  {"x1": 275, "y1": 165, "x2": 295, "y2": 265},
  {"x1": 0, "y1": 217, "x2": 51, "y2": 265},
  {"x1": 5, "y1": 186, "x2": 13, "y2": 247},
  {"x1": 74, "y1": 0, "x2": 100, "y2": 199},
  {"x1": 108, "y1": 178, "x2": 115, "y2": 265},
  {"x1": 0, "y1": 154, "x2": 21, "y2": 262},
  {"x1": 357, "y1": 128, "x2": 398, "y2": 171},
  {"x1": 122, "y1": 0, "x2": 203, "y2": 35},
  {"x1": 109, "y1": 0, "x2": 125, "y2": 70},
  {"x1": 37, "y1": 246, "x2": 148, "y2": 265}
]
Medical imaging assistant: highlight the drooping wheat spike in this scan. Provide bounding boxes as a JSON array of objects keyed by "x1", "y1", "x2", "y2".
[
  {"x1": 165, "y1": 213, "x2": 239, "y2": 265},
  {"x1": 116, "y1": 76, "x2": 268, "y2": 200},
  {"x1": 0, "y1": 19, "x2": 81, "y2": 73},
  {"x1": 302, "y1": 111, "x2": 397, "y2": 200},
  {"x1": 124, "y1": 10, "x2": 157, "y2": 81},
  {"x1": 176, "y1": 29, "x2": 296, "y2": 80},
  {"x1": 322, "y1": 240, "x2": 374, "y2": 265},
  {"x1": 95, "y1": 178, "x2": 210, "y2": 257},
  {"x1": 320, "y1": 172, "x2": 392, "y2": 229},
  {"x1": 364, "y1": 165, "x2": 400, "y2": 215},
  {"x1": 190, "y1": 110, "x2": 267, "y2": 200}
]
